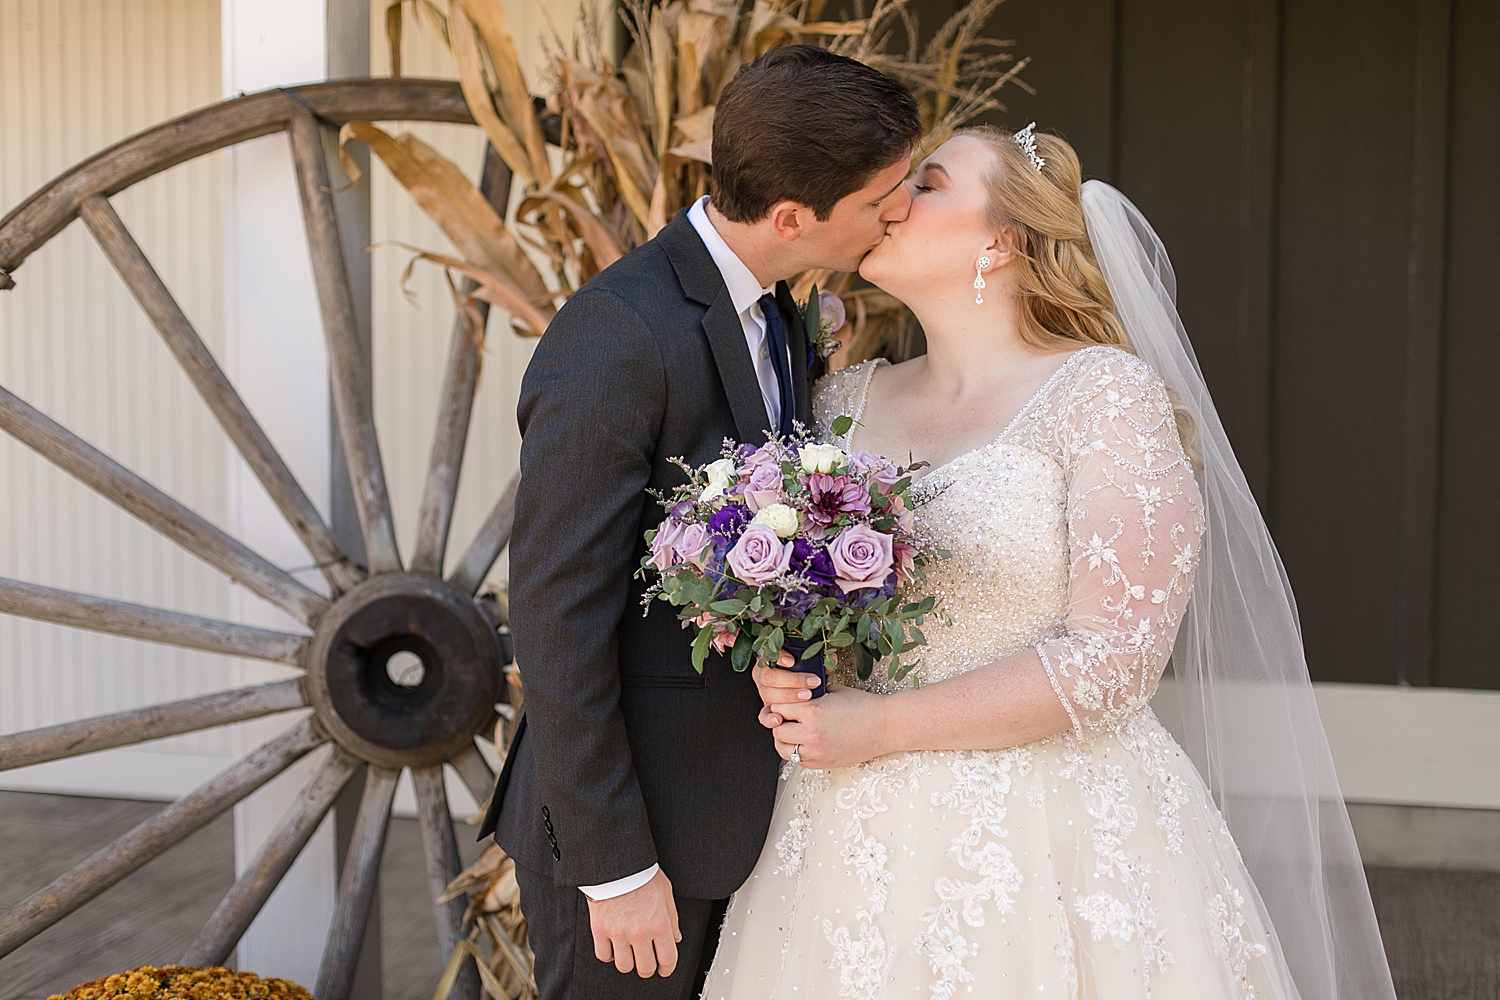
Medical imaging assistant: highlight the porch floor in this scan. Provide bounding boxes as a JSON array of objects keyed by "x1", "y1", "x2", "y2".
[{"x1": 0, "y1": 790, "x2": 1495, "y2": 1000}]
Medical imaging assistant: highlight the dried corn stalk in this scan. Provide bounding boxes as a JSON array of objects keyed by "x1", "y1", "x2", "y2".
[{"x1": 366, "y1": 0, "x2": 1028, "y2": 360}]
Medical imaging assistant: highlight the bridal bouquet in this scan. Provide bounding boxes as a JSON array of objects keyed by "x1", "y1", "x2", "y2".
[{"x1": 637, "y1": 420, "x2": 945, "y2": 697}]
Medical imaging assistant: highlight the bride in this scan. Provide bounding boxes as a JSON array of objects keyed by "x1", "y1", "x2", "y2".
[{"x1": 703, "y1": 126, "x2": 1397, "y2": 1000}]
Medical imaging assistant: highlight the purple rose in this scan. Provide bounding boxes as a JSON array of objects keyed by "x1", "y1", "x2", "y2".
[
  {"x1": 676, "y1": 523, "x2": 711, "y2": 570},
  {"x1": 790, "y1": 538, "x2": 837, "y2": 588},
  {"x1": 743, "y1": 463, "x2": 784, "y2": 513},
  {"x1": 709, "y1": 502, "x2": 751, "y2": 539},
  {"x1": 828, "y1": 524, "x2": 894, "y2": 594},
  {"x1": 649, "y1": 519, "x2": 686, "y2": 571},
  {"x1": 725, "y1": 523, "x2": 793, "y2": 585},
  {"x1": 738, "y1": 443, "x2": 782, "y2": 474},
  {"x1": 848, "y1": 449, "x2": 901, "y2": 488},
  {"x1": 649, "y1": 519, "x2": 712, "y2": 572}
]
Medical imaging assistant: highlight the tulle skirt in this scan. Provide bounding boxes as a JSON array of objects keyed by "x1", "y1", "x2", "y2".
[{"x1": 704, "y1": 709, "x2": 1301, "y2": 1000}]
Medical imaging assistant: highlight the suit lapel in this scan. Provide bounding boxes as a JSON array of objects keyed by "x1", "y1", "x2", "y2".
[
  {"x1": 703, "y1": 291, "x2": 774, "y2": 442},
  {"x1": 777, "y1": 281, "x2": 813, "y2": 427},
  {"x1": 659, "y1": 211, "x2": 773, "y2": 443}
]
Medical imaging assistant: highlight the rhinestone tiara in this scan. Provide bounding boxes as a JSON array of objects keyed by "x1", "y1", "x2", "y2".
[{"x1": 1013, "y1": 123, "x2": 1045, "y2": 172}]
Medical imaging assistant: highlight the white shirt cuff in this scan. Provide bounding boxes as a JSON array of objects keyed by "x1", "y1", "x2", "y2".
[{"x1": 578, "y1": 864, "x2": 659, "y2": 902}]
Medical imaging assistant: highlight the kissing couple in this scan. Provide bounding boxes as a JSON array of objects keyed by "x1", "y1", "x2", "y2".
[{"x1": 479, "y1": 44, "x2": 1395, "y2": 1000}]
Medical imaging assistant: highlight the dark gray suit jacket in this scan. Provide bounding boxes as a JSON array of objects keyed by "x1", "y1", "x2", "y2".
[{"x1": 479, "y1": 210, "x2": 813, "y2": 900}]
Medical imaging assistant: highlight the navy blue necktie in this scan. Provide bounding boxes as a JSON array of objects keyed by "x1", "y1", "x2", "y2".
[{"x1": 758, "y1": 293, "x2": 796, "y2": 439}]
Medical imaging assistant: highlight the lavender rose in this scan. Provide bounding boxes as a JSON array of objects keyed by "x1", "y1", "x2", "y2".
[
  {"x1": 743, "y1": 462, "x2": 784, "y2": 513},
  {"x1": 848, "y1": 449, "x2": 902, "y2": 488},
  {"x1": 828, "y1": 523, "x2": 895, "y2": 594},
  {"x1": 726, "y1": 523, "x2": 793, "y2": 585},
  {"x1": 676, "y1": 522, "x2": 711, "y2": 569},
  {"x1": 649, "y1": 519, "x2": 712, "y2": 571},
  {"x1": 648, "y1": 519, "x2": 686, "y2": 571}
]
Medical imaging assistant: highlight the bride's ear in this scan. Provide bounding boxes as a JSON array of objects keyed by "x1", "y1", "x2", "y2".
[{"x1": 980, "y1": 235, "x2": 1013, "y2": 273}]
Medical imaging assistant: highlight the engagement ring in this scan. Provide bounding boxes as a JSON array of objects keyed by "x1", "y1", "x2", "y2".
[{"x1": 791, "y1": 744, "x2": 802, "y2": 764}]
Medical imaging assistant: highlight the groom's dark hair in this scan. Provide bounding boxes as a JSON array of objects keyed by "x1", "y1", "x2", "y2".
[{"x1": 710, "y1": 45, "x2": 922, "y2": 223}]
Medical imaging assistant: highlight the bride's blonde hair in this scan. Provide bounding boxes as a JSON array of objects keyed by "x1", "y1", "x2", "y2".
[
  {"x1": 960, "y1": 125, "x2": 1127, "y2": 351},
  {"x1": 962, "y1": 124, "x2": 1199, "y2": 460}
]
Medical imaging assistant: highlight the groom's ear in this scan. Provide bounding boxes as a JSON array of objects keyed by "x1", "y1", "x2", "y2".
[{"x1": 767, "y1": 201, "x2": 815, "y2": 243}]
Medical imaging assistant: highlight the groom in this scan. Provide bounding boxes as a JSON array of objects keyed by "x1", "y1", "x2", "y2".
[{"x1": 478, "y1": 45, "x2": 922, "y2": 999}]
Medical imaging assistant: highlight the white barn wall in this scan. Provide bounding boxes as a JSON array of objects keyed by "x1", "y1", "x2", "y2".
[
  {"x1": 367, "y1": 0, "x2": 605, "y2": 816},
  {"x1": 0, "y1": 0, "x2": 238, "y2": 796}
]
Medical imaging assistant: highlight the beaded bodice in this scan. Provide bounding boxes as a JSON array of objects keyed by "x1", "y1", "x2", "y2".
[{"x1": 813, "y1": 346, "x2": 1204, "y2": 737}]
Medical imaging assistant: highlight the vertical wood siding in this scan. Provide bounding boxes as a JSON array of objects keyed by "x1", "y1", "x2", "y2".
[
  {"x1": 0, "y1": 0, "x2": 234, "y2": 790},
  {"x1": 943, "y1": 0, "x2": 1498, "y2": 690}
]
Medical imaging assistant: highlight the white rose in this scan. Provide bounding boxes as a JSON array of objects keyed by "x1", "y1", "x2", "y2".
[
  {"x1": 699, "y1": 457, "x2": 738, "y2": 502},
  {"x1": 751, "y1": 502, "x2": 800, "y2": 538},
  {"x1": 799, "y1": 442, "x2": 846, "y2": 475}
]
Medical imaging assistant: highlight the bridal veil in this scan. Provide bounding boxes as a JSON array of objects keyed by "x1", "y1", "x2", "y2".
[{"x1": 1080, "y1": 180, "x2": 1397, "y2": 1000}]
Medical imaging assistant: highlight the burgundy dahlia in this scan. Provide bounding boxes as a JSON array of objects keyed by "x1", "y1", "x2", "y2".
[{"x1": 803, "y1": 473, "x2": 871, "y2": 531}]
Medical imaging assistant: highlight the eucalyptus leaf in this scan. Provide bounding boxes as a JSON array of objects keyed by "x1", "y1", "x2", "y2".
[
  {"x1": 731, "y1": 629, "x2": 754, "y2": 672},
  {"x1": 853, "y1": 641, "x2": 875, "y2": 681},
  {"x1": 710, "y1": 599, "x2": 747, "y2": 614},
  {"x1": 691, "y1": 625, "x2": 712, "y2": 672},
  {"x1": 884, "y1": 618, "x2": 904, "y2": 648},
  {"x1": 831, "y1": 414, "x2": 854, "y2": 437},
  {"x1": 801, "y1": 640, "x2": 824, "y2": 660}
]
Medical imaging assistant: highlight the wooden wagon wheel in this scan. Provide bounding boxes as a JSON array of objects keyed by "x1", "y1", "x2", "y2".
[{"x1": 0, "y1": 79, "x2": 524, "y2": 1000}]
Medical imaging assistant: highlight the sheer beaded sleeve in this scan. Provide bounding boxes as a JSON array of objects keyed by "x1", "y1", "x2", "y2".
[{"x1": 1034, "y1": 353, "x2": 1204, "y2": 738}]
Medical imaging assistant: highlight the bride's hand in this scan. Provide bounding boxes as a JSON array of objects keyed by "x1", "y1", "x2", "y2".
[
  {"x1": 770, "y1": 686, "x2": 894, "y2": 770},
  {"x1": 752, "y1": 659, "x2": 821, "y2": 722}
]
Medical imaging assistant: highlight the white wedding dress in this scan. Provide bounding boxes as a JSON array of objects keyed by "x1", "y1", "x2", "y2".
[{"x1": 704, "y1": 345, "x2": 1302, "y2": 1000}]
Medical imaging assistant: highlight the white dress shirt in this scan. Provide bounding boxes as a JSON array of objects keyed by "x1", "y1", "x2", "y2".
[
  {"x1": 578, "y1": 199, "x2": 787, "y2": 904},
  {"x1": 687, "y1": 195, "x2": 789, "y2": 430}
]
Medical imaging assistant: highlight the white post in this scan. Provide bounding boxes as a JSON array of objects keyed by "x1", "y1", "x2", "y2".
[{"x1": 222, "y1": 0, "x2": 337, "y2": 984}]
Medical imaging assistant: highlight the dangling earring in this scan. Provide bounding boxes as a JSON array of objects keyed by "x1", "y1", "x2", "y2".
[{"x1": 973, "y1": 256, "x2": 991, "y2": 304}]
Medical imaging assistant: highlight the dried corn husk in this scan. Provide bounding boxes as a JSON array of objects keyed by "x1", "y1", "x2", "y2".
[{"x1": 374, "y1": 0, "x2": 1028, "y2": 363}]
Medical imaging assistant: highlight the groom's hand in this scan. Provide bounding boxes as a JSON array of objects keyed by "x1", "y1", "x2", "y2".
[
  {"x1": 753, "y1": 657, "x2": 820, "y2": 727},
  {"x1": 587, "y1": 868, "x2": 682, "y2": 978}
]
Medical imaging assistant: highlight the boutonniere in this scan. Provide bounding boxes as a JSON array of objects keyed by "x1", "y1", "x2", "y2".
[{"x1": 800, "y1": 285, "x2": 847, "y2": 364}]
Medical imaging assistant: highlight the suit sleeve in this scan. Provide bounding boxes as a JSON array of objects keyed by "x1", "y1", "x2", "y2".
[{"x1": 508, "y1": 288, "x2": 665, "y2": 887}]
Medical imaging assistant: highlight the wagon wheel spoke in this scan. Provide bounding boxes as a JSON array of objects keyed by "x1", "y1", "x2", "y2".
[
  {"x1": 182, "y1": 747, "x2": 362, "y2": 967},
  {"x1": 0, "y1": 679, "x2": 304, "y2": 773},
  {"x1": 316, "y1": 765, "x2": 399, "y2": 1000},
  {"x1": 448, "y1": 471, "x2": 519, "y2": 596},
  {"x1": 289, "y1": 113, "x2": 402, "y2": 576},
  {"x1": 413, "y1": 764, "x2": 480, "y2": 1000},
  {"x1": 78, "y1": 194, "x2": 364, "y2": 595},
  {"x1": 411, "y1": 148, "x2": 513, "y2": 577},
  {"x1": 448, "y1": 742, "x2": 496, "y2": 812},
  {"x1": 0, "y1": 577, "x2": 308, "y2": 663},
  {"x1": 0, "y1": 383, "x2": 327, "y2": 626},
  {"x1": 0, "y1": 717, "x2": 326, "y2": 956}
]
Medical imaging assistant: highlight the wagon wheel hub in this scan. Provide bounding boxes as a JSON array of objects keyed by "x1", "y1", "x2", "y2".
[{"x1": 307, "y1": 575, "x2": 503, "y2": 770}]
